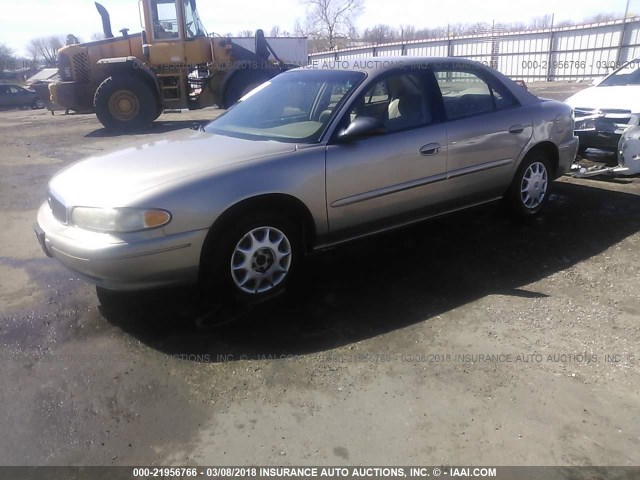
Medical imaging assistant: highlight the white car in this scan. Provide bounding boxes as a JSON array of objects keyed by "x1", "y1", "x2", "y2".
[{"x1": 565, "y1": 58, "x2": 640, "y2": 153}]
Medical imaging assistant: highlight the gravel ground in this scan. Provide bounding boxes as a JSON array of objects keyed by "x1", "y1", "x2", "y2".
[{"x1": 1, "y1": 83, "x2": 639, "y2": 468}]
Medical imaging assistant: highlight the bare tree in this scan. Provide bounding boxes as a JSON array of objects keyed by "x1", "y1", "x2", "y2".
[
  {"x1": 25, "y1": 42, "x2": 39, "y2": 63},
  {"x1": 362, "y1": 24, "x2": 397, "y2": 44},
  {"x1": 584, "y1": 13, "x2": 618, "y2": 23},
  {"x1": 91, "y1": 32, "x2": 106, "y2": 41},
  {"x1": 530, "y1": 15, "x2": 554, "y2": 29},
  {"x1": 28, "y1": 36, "x2": 64, "y2": 67},
  {"x1": 270, "y1": 26, "x2": 281, "y2": 37},
  {"x1": 399, "y1": 25, "x2": 416, "y2": 41},
  {"x1": 299, "y1": 0, "x2": 364, "y2": 50},
  {"x1": 238, "y1": 29, "x2": 254, "y2": 37},
  {"x1": 0, "y1": 43, "x2": 15, "y2": 70}
]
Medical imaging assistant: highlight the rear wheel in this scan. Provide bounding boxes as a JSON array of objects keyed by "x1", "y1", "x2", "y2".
[
  {"x1": 94, "y1": 75, "x2": 157, "y2": 130},
  {"x1": 505, "y1": 151, "x2": 552, "y2": 217},
  {"x1": 32, "y1": 98, "x2": 45, "y2": 109},
  {"x1": 202, "y1": 212, "x2": 301, "y2": 303}
]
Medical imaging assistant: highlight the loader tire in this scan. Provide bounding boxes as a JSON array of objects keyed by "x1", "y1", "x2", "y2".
[
  {"x1": 222, "y1": 70, "x2": 271, "y2": 108},
  {"x1": 94, "y1": 75, "x2": 157, "y2": 131}
]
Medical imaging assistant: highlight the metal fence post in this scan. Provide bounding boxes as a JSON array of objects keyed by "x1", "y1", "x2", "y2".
[
  {"x1": 546, "y1": 30, "x2": 555, "y2": 81},
  {"x1": 617, "y1": 0, "x2": 631, "y2": 67}
]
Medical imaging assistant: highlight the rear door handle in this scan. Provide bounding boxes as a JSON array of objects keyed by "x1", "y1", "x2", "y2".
[
  {"x1": 508, "y1": 124, "x2": 524, "y2": 134},
  {"x1": 419, "y1": 143, "x2": 440, "y2": 156}
]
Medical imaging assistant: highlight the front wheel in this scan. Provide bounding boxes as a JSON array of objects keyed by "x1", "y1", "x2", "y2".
[
  {"x1": 32, "y1": 98, "x2": 45, "y2": 109},
  {"x1": 202, "y1": 212, "x2": 301, "y2": 303},
  {"x1": 505, "y1": 152, "x2": 552, "y2": 217},
  {"x1": 94, "y1": 75, "x2": 157, "y2": 131}
]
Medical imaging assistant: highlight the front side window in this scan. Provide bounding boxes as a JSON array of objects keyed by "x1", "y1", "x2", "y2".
[
  {"x1": 346, "y1": 72, "x2": 431, "y2": 133},
  {"x1": 182, "y1": 0, "x2": 206, "y2": 38},
  {"x1": 205, "y1": 70, "x2": 365, "y2": 143},
  {"x1": 434, "y1": 69, "x2": 515, "y2": 120},
  {"x1": 152, "y1": 0, "x2": 180, "y2": 40}
]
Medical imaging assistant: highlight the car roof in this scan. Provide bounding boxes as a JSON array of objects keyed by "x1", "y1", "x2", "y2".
[
  {"x1": 300, "y1": 56, "x2": 540, "y2": 105},
  {"x1": 306, "y1": 56, "x2": 488, "y2": 73}
]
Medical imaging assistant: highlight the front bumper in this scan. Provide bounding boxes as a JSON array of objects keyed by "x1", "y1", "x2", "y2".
[
  {"x1": 49, "y1": 81, "x2": 95, "y2": 113},
  {"x1": 575, "y1": 131, "x2": 621, "y2": 152},
  {"x1": 36, "y1": 201, "x2": 209, "y2": 291},
  {"x1": 574, "y1": 112, "x2": 640, "y2": 151}
]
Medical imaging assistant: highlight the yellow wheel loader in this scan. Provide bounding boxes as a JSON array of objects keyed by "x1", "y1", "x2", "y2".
[{"x1": 49, "y1": 0, "x2": 298, "y2": 130}]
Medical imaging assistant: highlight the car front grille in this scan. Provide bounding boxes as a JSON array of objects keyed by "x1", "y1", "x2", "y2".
[
  {"x1": 48, "y1": 193, "x2": 68, "y2": 224},
  {"x1": 574, "y1": 108, "x2": 638, "y2": 133}
]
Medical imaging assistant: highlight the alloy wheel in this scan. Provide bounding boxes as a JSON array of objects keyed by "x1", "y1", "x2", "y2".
[
  {"x1": 520, "y1": 161, "x2": 548, "y2": 209},
  {"x1": 230, "y1": 226, "x2": 292, "y2": 294}
]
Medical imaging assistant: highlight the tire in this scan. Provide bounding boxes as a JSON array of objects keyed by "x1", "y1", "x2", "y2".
[
  {"x1": 94, "y1": 75, "x2": 157, "y2": 131},
  {"x1": 152, "y1": 104, "x2": 163, "y2": 121},
  {"x1": 95, "y1": 286, "x2": 137, "y2": 307},
  {"x1": 222, "y1": 70, "x2": 271, "y2": 108},
  {"x1": 577, "y1": 145, "x2": 588, "y2": 157},
  {"x1": 32, "y1": 98, "x2": 45, "y2": 109},
  {"x1": 201, "y1": 211, "x2": 301, "y2": 303},
  {"x1": 505, "y1": 151, "x2": 552, "y2": 218}
]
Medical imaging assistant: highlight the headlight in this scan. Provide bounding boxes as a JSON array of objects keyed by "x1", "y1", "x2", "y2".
[{"x1": 70, "y1": 207, "x2": 171, "y2": 233}]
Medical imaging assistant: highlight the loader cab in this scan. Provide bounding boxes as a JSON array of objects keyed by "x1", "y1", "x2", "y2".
[
  {"x1": 144, "y1": 0, "x2": 207, "y2": 42},
  {"x1": 150, "y1": 0, "x2": 180, "y2": 40},
  {"x1": 182, "y1": 0, "x2": 207, "y2": 38}
]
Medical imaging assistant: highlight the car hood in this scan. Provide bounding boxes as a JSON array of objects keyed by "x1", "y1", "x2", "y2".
[
  {"x1": 48, "y1": 130, "x2": 297, "y2": 207},
  {"x1": 564, "y1": 85, "x2": 640, "y2": 112}
]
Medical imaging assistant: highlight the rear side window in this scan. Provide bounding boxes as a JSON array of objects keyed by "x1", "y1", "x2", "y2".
[{"x1": 434, "y1": 69, "x2": 516, "y2": 120}]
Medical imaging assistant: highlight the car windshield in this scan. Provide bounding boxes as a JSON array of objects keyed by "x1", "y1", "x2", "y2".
[
  {"x1": 204, "y1": 70, "x2": 365, "y2": 143},
  {"x1": 600, "y1": 59, "x2": 640, "y2": 86}
]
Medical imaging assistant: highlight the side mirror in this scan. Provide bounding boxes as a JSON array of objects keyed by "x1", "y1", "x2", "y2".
[{"x1": 337, "y1": 116, "x2": 386, "y2": 141}]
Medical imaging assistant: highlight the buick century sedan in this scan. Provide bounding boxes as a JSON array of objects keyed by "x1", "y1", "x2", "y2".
[{"x1": 35, "y1": 57, "x2": 578, "y2": 302}]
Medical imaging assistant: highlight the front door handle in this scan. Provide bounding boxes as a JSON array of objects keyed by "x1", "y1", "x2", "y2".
[
  {"x1": 419, "y1": 143, "x2": 440, "y2": 156},
  {"x1": 508, "y1": 124, "x2": 524, "y2": 134}
]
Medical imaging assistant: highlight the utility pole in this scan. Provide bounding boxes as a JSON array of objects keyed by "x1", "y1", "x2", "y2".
[{"x1": 616, "y1": 0, "x2": 631, "y2": 67}]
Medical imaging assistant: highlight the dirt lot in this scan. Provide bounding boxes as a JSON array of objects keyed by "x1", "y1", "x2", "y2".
[{"x1": 1, "y1": 82, "x2": 639, "y2": 468}]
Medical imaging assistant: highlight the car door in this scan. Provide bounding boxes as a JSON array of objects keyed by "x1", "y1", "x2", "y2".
[
  {"x1": 325, "y1": 69, "x2": 448, "y2": 239},
  {"x1": 433, "y1": 66, "x2": 532, "y2": 207},
  {"x1": 0, "y1": 86, "x2": 9, "y2": 107},
  {"x1": 11, "y1": 86, "x2": 30, "y2": 107}
]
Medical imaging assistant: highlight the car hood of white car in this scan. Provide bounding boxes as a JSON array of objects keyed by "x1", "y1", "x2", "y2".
[
  {"x1": 564, "y1": 85, "x2": 640, "y2": 113},
  {"x1": 48, "y1": 129, "x2": 298, "y2": 207}
]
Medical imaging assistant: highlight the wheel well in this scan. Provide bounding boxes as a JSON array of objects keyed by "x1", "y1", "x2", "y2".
[
  {"x1": 202, "y1": 193, "x2": 317, "y2": 260},
  {"x1": 100, "y1": 62, "x2": 160, "y2": 103},
  {"x1": 523, "y1": 141, "x2": 559, "y2": 176}
]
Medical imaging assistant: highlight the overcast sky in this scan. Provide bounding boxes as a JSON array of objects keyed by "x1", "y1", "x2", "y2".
[{"x1": 0, "y1": 0, "x2": 635, "y2": 57}]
